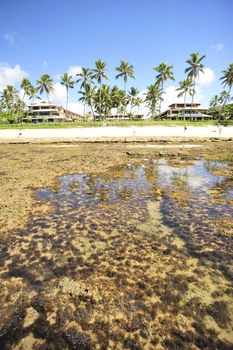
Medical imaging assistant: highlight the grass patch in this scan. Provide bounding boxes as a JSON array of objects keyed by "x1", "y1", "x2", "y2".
[{"x1": 0, "y1": 119, "x2": 233, "y2": 129}]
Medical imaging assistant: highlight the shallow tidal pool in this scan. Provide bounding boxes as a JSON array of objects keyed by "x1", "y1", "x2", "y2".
[{"x1": 0, "y1": 157, "x2": 233, "y2": 349}]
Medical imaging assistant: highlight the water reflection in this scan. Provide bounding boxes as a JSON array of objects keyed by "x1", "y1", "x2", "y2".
[{"x1": 0, "y1": 158, "x2": 233, "y2": 349}]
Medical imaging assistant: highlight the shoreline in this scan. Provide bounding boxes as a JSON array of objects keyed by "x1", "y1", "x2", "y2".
[{"x1": 0, "y1": 126, "x2": 233, "y2": 143}]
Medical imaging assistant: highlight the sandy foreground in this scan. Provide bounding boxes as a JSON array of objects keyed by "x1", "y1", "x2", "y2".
[{"x1": 0, "y1": 125, "x2": 233, "y2": 142}]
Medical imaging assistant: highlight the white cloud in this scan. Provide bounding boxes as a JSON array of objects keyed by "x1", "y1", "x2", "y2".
[
  {"x1": 196, "y1": 67, "x2": 214, "y2": 86},
  {"x1": 54, "y1": 65, "x2": 82, "y2": 82},
  {"x1": 158, "y1": 67, "x2": 214, "y2": 111},
  {"x1": 67, "y1": 102, "x2": 84, "y2": 115},
  {"x1": 3, "y1": 32, "x2": 18, "y2": 45},
  {"x1": 160, "y1": 84, "x2": 205, "y2": 112},
  {"x1": 211, "y1": 43, "x2": 224, "y2": 52},
  {"x1": 43, "y1": 60, "x2": 48, "y2": 67},
  {"x1": 67, "y1": 65, "x2": 82, "y2": 77},
  {"x1": 50, "y1": 83, "x2": 83, "y2": 114},
  {"x1": 50, "y1": 82, "x2": 66, "y2": 104},
  {"x1": 0, "y1": 62, "x2": 28, "y2": 91},
  {"x1": 161, "y1": 86, "x2": 184, "y2": 111}
]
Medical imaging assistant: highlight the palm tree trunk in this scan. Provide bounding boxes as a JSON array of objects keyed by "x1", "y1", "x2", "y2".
[
  {"x1": 90, "y1": 104, "x2": 95, "y2": 119},
  {"x1": 183, "y1": 91, "x2": 187, "y2": 120},
  {"x1": 220, "y1": 85, "x2": 232, "y2": 120},
  {"x1": 99, "y1": 83, "x2": 102, "y2": 119},
  {"x1": 66, "y1": 86, "x2": 68, "y2": 110},
  {"x1": 83, "y1": 104, "x2": 86, "y2": 119},
  {"x1": 159, "y1": 81, "x2": 164, "y2": 119},
  {"x1": 130, "y1": 99, "x2": 133, "y2": 115},
  {"x1": 124, "y1": 80, "x2": 127, "y2": 117},
  {"x1": 190, "y1": 80, "x2": 195, "y2": 121}
]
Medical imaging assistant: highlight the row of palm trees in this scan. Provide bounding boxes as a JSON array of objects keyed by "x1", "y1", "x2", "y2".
[{"x1": 1, "y1": 57, "x2": 233, "y2": 122}]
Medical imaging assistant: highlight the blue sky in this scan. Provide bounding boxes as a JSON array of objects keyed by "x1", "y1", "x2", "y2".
[{"x1": 0, "y1": 0, "x2": 232, "y2": 111}]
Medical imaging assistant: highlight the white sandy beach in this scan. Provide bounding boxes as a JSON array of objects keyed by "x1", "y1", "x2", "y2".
[{"x1": 0, "y1": 126, "x2": 233, "y2": 142}]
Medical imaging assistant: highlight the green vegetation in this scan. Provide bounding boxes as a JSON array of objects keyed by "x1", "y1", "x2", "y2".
[
  {"x1": 0, "y1": 56, "x2": 233, "y2": 125},
  {"x1": 60, "y1": 73, "x2": 74, "y2": 109},
  {"x1": 1, "y1": 119, "x2": 232, "y2": 130},
  {"x1": 185, "y1": 52, "x2": 206, "y2": 116},
  {"x1": 153, "y1": 62, "x2": 175, "y2": 118}
]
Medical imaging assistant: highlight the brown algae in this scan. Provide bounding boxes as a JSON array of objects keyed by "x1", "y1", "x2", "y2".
[{"x1": 0, "y1": 156, "x2": 233, "y2": 349}]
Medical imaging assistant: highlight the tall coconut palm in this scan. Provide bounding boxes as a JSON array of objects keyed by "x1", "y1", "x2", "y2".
[
  {"x1": 100, "y1": 84, "x2": 112, "y2": 118},
  {"x1": 92, "y1": 60, "x2": 108, "y2": 118},
  {"x1": 111, "y1": 86, "x2": 127, "y2": 115},
  {"x1": 78, "y1": 90, "x2": 88, "y2": 118},
  {"x1": 219, "y1": 90, "x2": 230, "y2": 105},
  {"x1": 60, "y1": 73, "x2": 74, "y2": 109},
  {"x1": 128, "y1": 87, "x2": 139, "y2": 114},
  {"x1": 115, "y1": 61, "x2": 135, "y2": 92},
  {"x1": 0, "y1": 85, "x2": 18, "y2": 114},
  {"x1": 77, "y1": 68, "x2": 95, "y2": 117},
  {"x1": 209, "y1": 95, "x2": 220, "y2": 107},
  {"x1": 153, "y1": 62, "x2": 174, "y2": 118},
  {"x1": 144, "y1": 83, "x2": 162, "y2": 119},
  {"x1": 176, "y1": 78, "x2": 194, "y2": 117},
  {"x1": 36, "y1": 74, "x2": 54, "y2": 102},
  {"x1": 20, "y1": 78, "x2": 32, "y2": 103},
  {"x1": 78, "y1": 85, "x2": 96, "y2": 118},
  {"x1": 28, "y1": 86, "x2": 40, "y2": 104},
  {"x1": 76, "y1": 68, "x2": 93, "y2": 90},
  {"x1": 115, "y1": 61, "x2": 135, "y2": 115},
  {"x1": 134, "y1": 96, "x2": 143, "y2": 116},
  {"x1": 220, "y1": 63, "x2": 233, "y2": 117},
  {"x1": 185, "y1": 52, "x2": 206, "y2": 116},
  {"x1": 84, "y1": 85, "x2": 96, "y2": 118}
]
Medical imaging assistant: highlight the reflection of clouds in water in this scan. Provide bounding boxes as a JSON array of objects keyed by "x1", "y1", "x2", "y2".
[{"x1": 157, "y1": 160, "x2": 226, "y2": 190}]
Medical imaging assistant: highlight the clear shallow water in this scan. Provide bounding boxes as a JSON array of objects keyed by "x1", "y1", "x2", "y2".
[{"x1": 0, "y1": 158, "x2": 233, "y2": 349}]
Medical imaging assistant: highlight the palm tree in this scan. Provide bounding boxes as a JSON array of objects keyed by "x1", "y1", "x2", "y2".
[
  {"x1": 115, "y1": 61, "x2": 135, "y2": 116},
  {"x1": 92, "y1": 60, "x2": 108, "y2": 118},
  {"x1": 36, "y1": 74, "x2": 54, "y2": 102},
  {"x1": 79, "y1": 90, "x2": 88, "y2": 118},
  {"x1": 28, "y1": 86, "x2": 40, "y2": 104},
  {"x1": 0, "y1": 85, "x2": 18, "y2": 114},
  {"x1": 134, "y1": 96, "x2": 143, "y2": 116},
  {"x1": 77, "y1": 68, "x2": 95, "y2": 118},
  {"x1": 85, "y1": 85, "x2": 96, "y2": 118},
  {"x1": 128, "y1": 87, "x2": 139, "y2": 114},
  {"x1": 209, "y1": 94, "x2": 220, "y2": 107},
  {"x1": 153, "y1": 62, "x2": 174, "y2": 118},
  {"x1": 115, "y1": 61, "x2": 135, "y2": 92},
  {"x1": 219, "y1": 90, "x2": 230, "y2": 104},
  {"x1": 93, "y1": 84, "x2": 111, "y2": 119},
  {"x1": 145, "y1": 83, "x2": 162, "y2": 119},
  {"x1": 176, "y1": 78, "x2": 194, "y2": 118},
  {"x1": 220, "y1": 63, "x2": 233, "y2": 117},
  {"x1": 77, "y1": 68, "x2": 93, "y2": 90},
  {"x1": 60, "y1": 73, "x2": 74, "y2": 109},
  {"x1": 111, "y1": 86, "x2": 127, "y2": 116},
  {"x1": 20, "y1": 78, "x2": 32, "y2": 103},
  {"x1": 185, "y1": 52, "x2": 206, "y2": 116}
]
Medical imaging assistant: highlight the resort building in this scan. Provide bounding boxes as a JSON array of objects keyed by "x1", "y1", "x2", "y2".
[
  {"x1": 161, "y1": 103, "x2": 212, "y2": 121},
  {"x1": 93, "y1": 114, "x2": 144, "y2": 120},
  {"x1": 25, "y1": 103, "x2": 84, "y2": 123}
]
